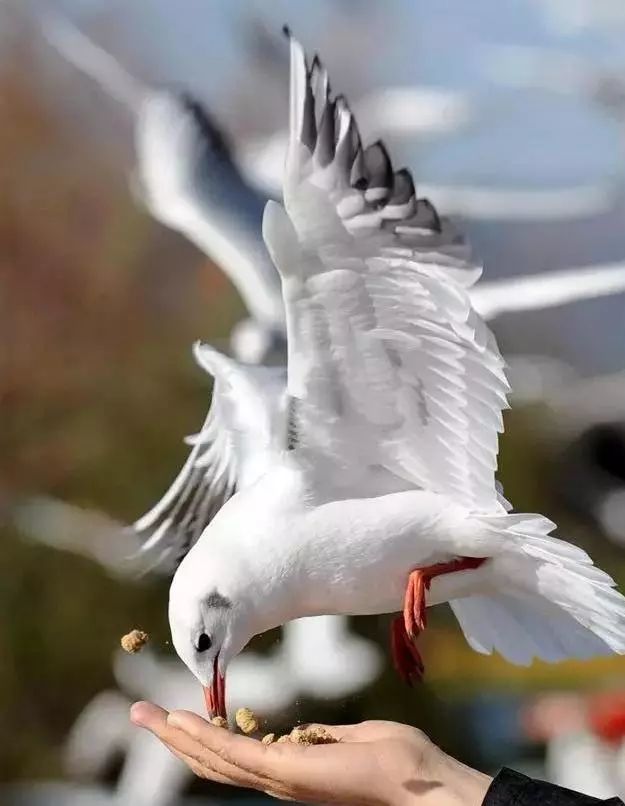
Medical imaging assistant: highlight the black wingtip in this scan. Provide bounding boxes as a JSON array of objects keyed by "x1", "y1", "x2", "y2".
[
  {"x1": 389, "y1": 168, "x2": 416, "y2": 206},
  {"x1": 396, "y1": 168, "x2": 416, "y2": 192},
  {"x1": 372, "y1": 139, "x2": 390, "y2": 160},
  {"x1": 282, "y1": 24, "x2": 292, "y2": 39},
  {"x1": 177, "y1": 92, "x2": 233, "y2": 159},
  {"x1": 418, "y1": 197, "x2": 442, "y2": 232}
]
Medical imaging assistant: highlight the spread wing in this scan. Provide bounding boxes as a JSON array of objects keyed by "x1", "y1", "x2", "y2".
[
  {"x1": 133, "y1": 344, "x2": 286, "y2": 571},
  {"x1": 135, "y1": 91, "x2": 285, "y2": 330},
  {"x1": 263, "y1": 34, "x2": 510, "y2": 513},
  {"x1": 470, "y1": 262, "x2": 625, "y2": 321}
]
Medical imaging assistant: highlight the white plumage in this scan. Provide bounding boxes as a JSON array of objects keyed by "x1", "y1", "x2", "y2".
[
  {"x1": 135, "y1": 93, "x2": 285, "y2": 334},
  {"x1": 134, "y1": 346, "x2": 286, "y2": 570},
  {"x1": 134, "y1": 32, "x2": 625, "y2": 717}
]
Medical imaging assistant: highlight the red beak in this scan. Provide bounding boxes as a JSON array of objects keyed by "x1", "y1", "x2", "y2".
[{"x1": 203, "y1": 655, "x2": 226, "y2": 719}]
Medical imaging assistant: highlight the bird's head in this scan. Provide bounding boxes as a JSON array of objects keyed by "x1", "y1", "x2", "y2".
[{"x1": 168, "y1": 561, "x2": 252, "y2": 719}]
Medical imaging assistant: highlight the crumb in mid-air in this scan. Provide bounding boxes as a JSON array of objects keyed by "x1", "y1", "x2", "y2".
[{"x1": 120, "y1": 629, "x2": 149, "y2": 653}]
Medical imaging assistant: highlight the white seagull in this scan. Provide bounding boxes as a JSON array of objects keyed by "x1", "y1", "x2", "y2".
[
  {"x1": 135, "y1": 32, "x2": 625, "y2": 720},
  {"x1": 135, "y1": 93, "x2": 286, "y2": 361}
]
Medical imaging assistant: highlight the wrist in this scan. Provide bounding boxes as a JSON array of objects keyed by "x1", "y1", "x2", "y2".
[
  {"x1": 434, "y1": 752, "x2": 492, "y2": 806},
  {"x1": 401, "y1": 743, "x2": 491, "y2": 806}
]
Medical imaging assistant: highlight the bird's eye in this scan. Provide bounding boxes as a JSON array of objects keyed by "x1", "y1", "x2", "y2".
[{"x1": 196, "y1": 633, "x2": 212, "y2": 653}]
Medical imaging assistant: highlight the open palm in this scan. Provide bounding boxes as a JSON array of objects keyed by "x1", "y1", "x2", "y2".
[{"x1": 131, "y1": 702, "x2": 490, "y2": 806}]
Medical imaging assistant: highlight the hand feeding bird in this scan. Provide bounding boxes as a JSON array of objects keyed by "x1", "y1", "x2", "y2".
[{"x1": 133, "y1": 30, "x2": 625, "y2": 720}]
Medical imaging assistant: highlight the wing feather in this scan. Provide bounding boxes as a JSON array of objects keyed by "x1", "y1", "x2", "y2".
[
  {"x1": 135, "y1": 91, "x2": 284, "y2": 329},
  {"x1": 265, "y1": 34, "x2": 509, "y2": 511},
  {"x1": 133, "y1": 345, "x2": 286, "y2": 571}
]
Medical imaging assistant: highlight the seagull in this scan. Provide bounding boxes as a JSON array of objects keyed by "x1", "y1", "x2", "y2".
[
  {"x1": 135, "y1": 93, "x2": 286, "y2": 364},
  {"x1": 134, "y1": 32, "x2": 625, "y2": 721}
]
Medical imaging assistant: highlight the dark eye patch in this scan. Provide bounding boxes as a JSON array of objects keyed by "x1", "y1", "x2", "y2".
[
  {"x1": 205, "y1": 591, "x2": 232, "y2": 609},
  {"x1": 196, "y1": 633, "x2": 212, "y2": 652}
]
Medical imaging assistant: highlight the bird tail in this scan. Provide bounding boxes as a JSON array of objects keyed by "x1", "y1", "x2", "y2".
[{"x1": 450, "y1": 513, "x2": 625, "y2": 664}]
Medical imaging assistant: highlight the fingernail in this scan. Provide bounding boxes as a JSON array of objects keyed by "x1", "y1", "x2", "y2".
[{"x1": 130, "y1": 701, "x2": 148, "y2": 727}]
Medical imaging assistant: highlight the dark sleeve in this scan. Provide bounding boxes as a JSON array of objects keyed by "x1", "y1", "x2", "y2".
[{"x1": 483, "y1": 768, "x2": 624, "y2": 806}]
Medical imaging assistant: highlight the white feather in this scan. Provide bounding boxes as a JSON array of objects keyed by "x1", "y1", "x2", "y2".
[
  {"x1": 268, "y1": 37, "x2": 508, "y2": 511},
  {"x1": 135, "y1": 92, "x2": 285, "y2": 329},
  {"x1": 472, "y1": 262, "x2": 625, "y2": 320},
  {"x1": 133, "y1": 345, "x2": 286, "y2": 571}
]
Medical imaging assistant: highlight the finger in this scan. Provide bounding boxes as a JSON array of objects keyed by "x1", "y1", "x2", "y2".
[
  {"x1": 170, "y1": 745, "x2": 296, "y2": 802},
  {"x1": 168, "y1": 710, "x2": 360, "y2": 801},
  {"x1": 167, "y1": 710, "x2": 337, "y2": 799},
  {"x1": 130, "y1": 703, "x2": 243, "y2": 784},
  {"x1": 164, "y1": 716, "x2": 291, "y2": 794},
  {"x1": 168, "y1": 745, "x2": 239, "y2": 786},
  {"x1": 170, "y1": 712, "x2": 355, "y2": 749},
  {"x1": 130, "y1": 700, "x2": 169, "y2": 729},
  {"x1": 131, "y1": 703, "x2": 264, "y2": 789},
  {"x1": 167, "y1": 710, "x2": 283, "y2": 776}
]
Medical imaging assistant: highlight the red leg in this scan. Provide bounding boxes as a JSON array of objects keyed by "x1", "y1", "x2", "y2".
[
  {"x1": 392, "y1": 556, "x2": 487, "y2": 686},
  {"x1": 391, "y1": 616, "x2": 425, "y2": 685}
]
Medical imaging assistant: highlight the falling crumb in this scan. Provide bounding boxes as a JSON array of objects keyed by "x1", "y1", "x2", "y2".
[
  {"x1": 210, "y1": 716, "x2": 228, "y2": 728},
  {"x1": 261, "y1": 733, "x2": 276, "y2": 745},
  {"x1": 120, "y1": 629, "x2": 149, "y2": 654},
  {"x1": 290, "y1": 726, "x2": 337, "y2": 745},
  {"x1": 276, "y1": 734, "x2": 291, "y2": 743},
  {"x1": 235, "y1": 707, "x2": 258, "y2": 735}
]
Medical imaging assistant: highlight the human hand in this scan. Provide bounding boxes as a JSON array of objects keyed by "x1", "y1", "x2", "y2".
[{"x1": 130, "y1": 702, "x2": 491, "y2": 806}]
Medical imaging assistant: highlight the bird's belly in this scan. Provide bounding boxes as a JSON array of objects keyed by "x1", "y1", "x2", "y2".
[
  {"x1": 288, "y1": 501, "x2": 493, "y2": 620},
  {"x1": 295, "y1": 539, "x2": 446, "y2": 618},
  {"x1": 301, "y1": 561, "x2": 492, "y2": 618},
  {"x1": 248, "y1": 485, "x2": 492, "y2": 628}
]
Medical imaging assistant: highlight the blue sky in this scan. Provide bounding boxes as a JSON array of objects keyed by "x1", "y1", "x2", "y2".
[{"x1": 54, "y1": 0, "x2": 625, "y2": 188}]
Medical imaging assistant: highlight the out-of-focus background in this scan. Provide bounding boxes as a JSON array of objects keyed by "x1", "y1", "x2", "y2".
[{"x1": 5, "y1": 0, "x2": 625, "y2": 803}]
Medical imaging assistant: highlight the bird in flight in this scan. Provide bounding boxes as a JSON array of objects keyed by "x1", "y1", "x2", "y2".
[{"x1": 133, "y1": 31, "x2": 625, "y2": 720}]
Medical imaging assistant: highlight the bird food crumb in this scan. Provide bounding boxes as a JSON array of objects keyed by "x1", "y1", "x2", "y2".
[
  {"x1": 229, "y1": 707, "x2": 337, "y2": 746},
  {"x1": 235, "y1": 707, "x2": 258, "y2": 734},
  {"x1": 290, "y1": 725, "x2": 336, "y2": 745},
  {"x1": 210, "y1": 716, "x2": 228, "y2": 728},
  {"x1": 120, "y1": 629, "x2": 149, "y2": 653}
]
